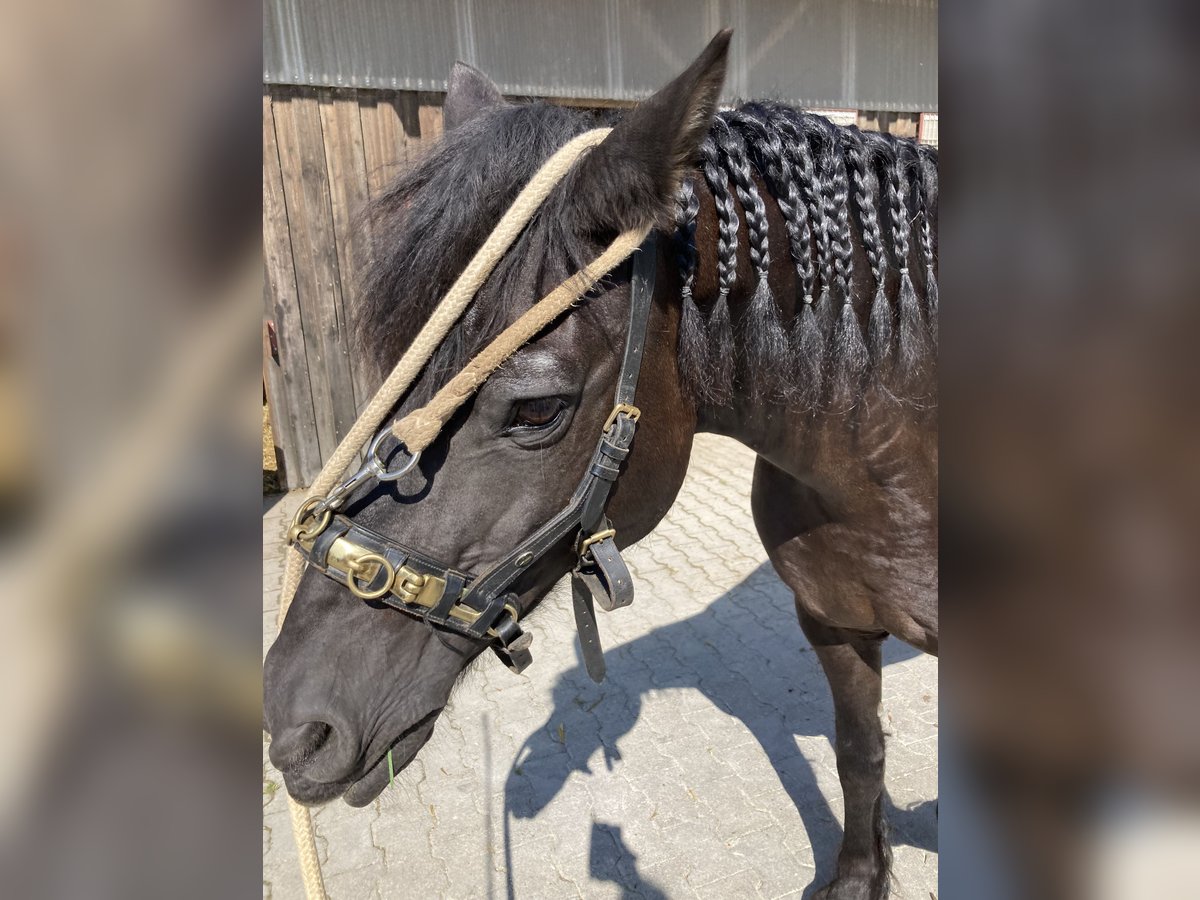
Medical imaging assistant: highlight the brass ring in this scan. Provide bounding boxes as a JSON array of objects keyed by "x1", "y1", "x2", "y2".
[
  {"x1": 347, "y1": 553, "x2": 395, "y2": 600},
  {"x1": 288, "y1": 497, "x2": 332, "y2": 544}
]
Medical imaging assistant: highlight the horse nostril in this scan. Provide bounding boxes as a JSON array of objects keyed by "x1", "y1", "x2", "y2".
[{"x1": 268, "y1": 721, "x2": 332, "y2": 772}]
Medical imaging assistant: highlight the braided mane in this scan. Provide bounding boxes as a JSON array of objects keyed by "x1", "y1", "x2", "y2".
[
  {"x1": 674, "y1": 103, "x2": 938, "y2": 409},
  {"x1": 356, "y1": 99, "x2": 937, "y2": 413}
]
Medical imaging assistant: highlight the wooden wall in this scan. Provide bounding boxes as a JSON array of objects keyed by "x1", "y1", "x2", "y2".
[{"x1": 263, "y1": 84, "x2": 445, "y2": 488}]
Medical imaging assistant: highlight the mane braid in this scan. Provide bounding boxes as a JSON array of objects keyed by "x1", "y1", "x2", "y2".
[
  {"x1": 806, "y1": 117, "x2": 843, "y2": 338},
  {"x1": 914, "y1": 148, "x2": 938, "y2": 347},
  {"x1": 713, "y1": 114, "x2": 789, "y2": 401},
  {"x1": 822, "y1": 125, "x2": 868, "y2": 406},
  {"x1": 848, "y1": 130, "x2": 895, "y2": 383},
  {"x1": 673, "y1": 176, "x2": 711, "y2": 387},
  {"x1": 698, "y1": 130, "x2": 739, "y2": 403},
  {"x1": 883, "y1": 134, "x2": 929, "y2": 391}
]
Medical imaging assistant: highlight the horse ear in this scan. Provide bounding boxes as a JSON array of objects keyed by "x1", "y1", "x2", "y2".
[
  {"x1": 575, "y1": 29, "x2": 731, "y2": 233},
  {"x1": 444, "y1": 62, "x2": 507, "y2": 131}
]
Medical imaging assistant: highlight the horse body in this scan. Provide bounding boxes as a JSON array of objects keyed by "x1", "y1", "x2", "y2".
[
  {"x1": 681, "y1": 167, "x2": 937, "y2": 900},
  {"x1": 265, "y1": 32, "x2": 937, "y2": 900}
]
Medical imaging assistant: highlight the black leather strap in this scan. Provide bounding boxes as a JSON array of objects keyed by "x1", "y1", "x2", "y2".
[
  {"x1": 571, "y1": 572, "x2": 607, "y2": 683},
  {"x1": 613, "y1": 237, "x2": 657, "y2": 408}
]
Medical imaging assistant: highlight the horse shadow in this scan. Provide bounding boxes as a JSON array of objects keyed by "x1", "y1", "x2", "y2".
[
  {"x1": 502, "y1": 562, "x2": 936, "y2": 897},
  {"x1": 588, "y1": 820, "x2": 668, "y2": 899}
]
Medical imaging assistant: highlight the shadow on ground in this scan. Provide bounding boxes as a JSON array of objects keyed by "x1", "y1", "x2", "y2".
[{"x1": 502, "y1": 562, "x2": 937, "y2": 898}]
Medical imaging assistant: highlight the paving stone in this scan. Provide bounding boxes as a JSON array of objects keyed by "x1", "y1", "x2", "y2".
[{"x1": 264, "y1": 434, "x2": 938, "y2": 898}]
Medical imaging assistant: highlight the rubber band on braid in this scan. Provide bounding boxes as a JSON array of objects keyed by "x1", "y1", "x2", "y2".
[
  {"x1": 698, "y1": 132, "x2": 737, "y2": 403},
  {"x1": 714, "y1": 115, "x2": 788, "y2": 400},
  {"x1": 673, "y1": 175, "x2": 711, "y2": 396}
]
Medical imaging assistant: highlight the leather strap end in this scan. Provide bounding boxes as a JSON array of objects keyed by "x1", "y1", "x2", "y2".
[
  {"x1": 571, "y1": 572, "x2": 607, "y2": 683},
  {"x1": 493, "y1": 644, "x2": 533, "y2": 674}
]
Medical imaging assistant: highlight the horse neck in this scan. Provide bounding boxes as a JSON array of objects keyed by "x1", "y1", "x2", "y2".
[{"x1": 677, "y1": 178, "x2": 933, "y2": 487}]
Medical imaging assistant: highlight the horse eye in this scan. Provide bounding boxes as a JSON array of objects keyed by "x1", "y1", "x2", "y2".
[{"x1": 511, "y1": 397, "x2": 564, "y2": 429}]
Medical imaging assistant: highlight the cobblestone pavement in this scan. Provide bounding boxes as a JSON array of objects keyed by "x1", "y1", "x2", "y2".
[{"x1": 264, "y1": 434, "x2": 938, "y2": 899}]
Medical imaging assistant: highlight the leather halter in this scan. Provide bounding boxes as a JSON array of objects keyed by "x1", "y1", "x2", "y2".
[{"x1": 289, "y1": 234, "x2": 658, "y2": 682}]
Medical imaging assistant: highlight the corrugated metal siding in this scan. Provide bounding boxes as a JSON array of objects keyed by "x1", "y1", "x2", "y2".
[{"x1": 264, "y1": 0, "x2": 937, "y2": 112}]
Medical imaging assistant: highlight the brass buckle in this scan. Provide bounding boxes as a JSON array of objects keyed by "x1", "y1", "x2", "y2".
[
  {"x1": 578, "y1": 527, "x2": 616, "y2": 564},
  {"x1": 346, "y1": 553, "x2": 396, "y2": 600},
  {"x1": 602, "y1": 403, "x2": 641, "y2": 433}
]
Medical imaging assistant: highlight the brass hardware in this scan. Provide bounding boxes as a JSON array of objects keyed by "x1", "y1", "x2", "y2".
[
  {"x1": 447, "y1": 602, "x2": 481, "y2": 626},
  {"x1": 602, "y1": 403, "x2": 641, "y2": 433},
  {"x1": 294, "y1": 527, "x2": 521, "y2": 641},
  {"x1": 393, "y1": 567, "x2": 426, "y2": 604},
  {"x1": 347, "y1": 553, "x2": 395, "y2": 600},
  {"x1": 515, "y1": 551, "x2": 534, "y2": 568},
  {"x1": 579, "y1": 528, "x2": 616, "y2": 559},
  {"x1": 392, "y1": 565, "x2": 448, "y2": 609},
  {"x1": 288, "y1": 497, "x2": 331, "y2": 544}
]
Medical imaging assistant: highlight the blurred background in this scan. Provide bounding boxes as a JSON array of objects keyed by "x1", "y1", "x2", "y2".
[
  {"x1": 941, "y1": 1, "x2": 1200, "y2": 897},
  {"x1": 0, "y1": 0, "x2": 1196, "y2": 897}
]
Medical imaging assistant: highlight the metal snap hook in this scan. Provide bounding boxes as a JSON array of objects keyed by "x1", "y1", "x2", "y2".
[{"x1": 368, "y1": 430, "x2": 421, "y2": 482}]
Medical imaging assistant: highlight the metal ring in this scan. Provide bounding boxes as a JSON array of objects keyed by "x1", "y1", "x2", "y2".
[
  {"x1": 346, "y1": 553, "x2": 396, "y2": 600},
  {"x1": 368, "y1": 430, "x2": 422, "y2": 482},
  {"x1": 287, "y1": 497, "x2": 332, "y2": 544}
]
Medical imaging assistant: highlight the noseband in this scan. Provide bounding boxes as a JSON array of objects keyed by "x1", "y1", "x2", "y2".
[{"x1": 288, "y1": 233, "x2": 657, "y2": 682}]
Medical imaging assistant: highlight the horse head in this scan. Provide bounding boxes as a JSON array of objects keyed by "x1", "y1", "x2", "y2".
[{"x1": 263, "y1": 33, "x2": 731, "y2": 806}]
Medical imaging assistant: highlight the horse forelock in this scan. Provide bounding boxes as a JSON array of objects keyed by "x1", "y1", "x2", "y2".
[{"x1": 355, "y1": 102, "x2": 609, "y2": 406}]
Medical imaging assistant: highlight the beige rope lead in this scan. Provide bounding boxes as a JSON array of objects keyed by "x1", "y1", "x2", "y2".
[
  {"x1": 393, "y1": 224, "x2": 651, "y2": 452},
  {"x1": 270, "y1": 126, "x2": 648, "y2": 900},
  {"x1": 284, "y1": 127, "x2": 613, "y2": 526}
]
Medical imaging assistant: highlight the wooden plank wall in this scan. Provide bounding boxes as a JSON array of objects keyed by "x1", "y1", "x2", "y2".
[{"x1": 263, "y1": 85, "x2": 444, "y2": 487}]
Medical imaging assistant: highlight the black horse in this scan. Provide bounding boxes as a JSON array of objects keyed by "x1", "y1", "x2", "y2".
[{"x1": 265, "y1": 31, "x2": 937, "y2": 900}]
